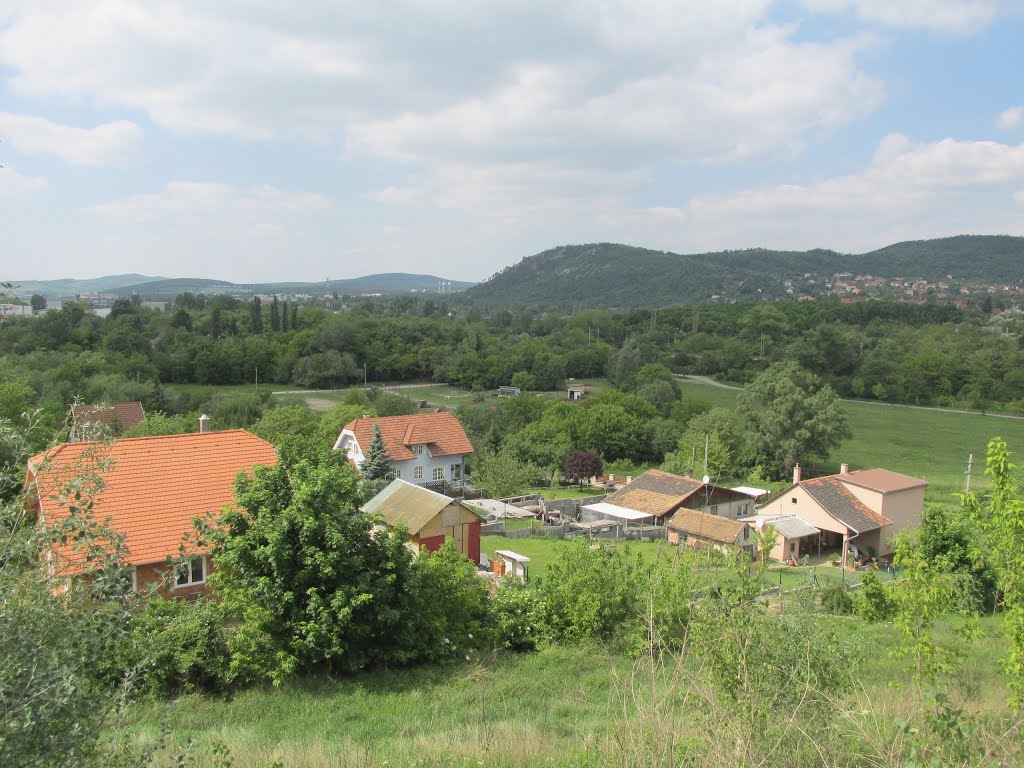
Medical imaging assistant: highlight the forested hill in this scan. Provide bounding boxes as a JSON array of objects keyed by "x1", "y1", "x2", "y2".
[{"x1": 465, "y1": 235, "x2": 1024, "y2": 308}]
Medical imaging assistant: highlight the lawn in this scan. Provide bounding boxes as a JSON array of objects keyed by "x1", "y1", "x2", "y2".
[
  {"x1": 677, "y1": 379, "x2": 1024, "y2": 499},
  {"x1": 536, "y1": 486, "x2": 603, "y2": 500}
]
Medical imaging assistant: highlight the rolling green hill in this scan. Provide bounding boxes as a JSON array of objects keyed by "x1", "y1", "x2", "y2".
[
  {"x1": 465, "y1": 235, "x2": 1024, "y2": 308},
  {"x1": 10, "y1": 273, "x2": 475, "y2": 300}
]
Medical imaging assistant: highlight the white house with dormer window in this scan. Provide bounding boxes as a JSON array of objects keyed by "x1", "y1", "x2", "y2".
[{"x1": 333, "y1": 412, "x2": 474, "y2": 485}]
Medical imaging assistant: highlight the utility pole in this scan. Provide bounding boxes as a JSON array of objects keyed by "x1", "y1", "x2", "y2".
[
  {"x1": 364, "y1": 362, "x2": 368, "y2": 389},
  {"x1": 255, "y1": 365, "x2": 258, "y2": 391},
  {"x1": 703, "y1": 433, "x2": 709, "y2": 475},
  {"x1": 966, "y1": 453, "x2": 974, "y2": 493}
]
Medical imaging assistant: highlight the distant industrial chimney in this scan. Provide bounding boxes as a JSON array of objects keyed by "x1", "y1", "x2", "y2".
[
  {"x1": 199, "y1": 414, "x2": 210, "y2": 433},
  {"x1": 840, "y1": 463, "x2": 849, "y2": 475},
  {"x1": 793, "y1": 464, "x2": 802, "y2": 484}
]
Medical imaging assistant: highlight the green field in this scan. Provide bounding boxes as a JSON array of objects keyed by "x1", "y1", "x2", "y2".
[
  {"x1": 678, "y1": 379, "x2": 1024, "y2": 498},
  {"x1": 118, "y1": 615, "x2": 1011, "y2": 767}
]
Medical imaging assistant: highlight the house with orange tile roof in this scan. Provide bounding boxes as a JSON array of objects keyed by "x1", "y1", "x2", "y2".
[
  {"x1": 70, "y1": 401, "x2": 146, "y2": 439},
  {"x1": 25, "y1": 429, "x2": 278, "y2": 596},
  {"x1": 333, "y1": 412, "x2": 474, "y2": 487},
  {"x1": 753, "y1": 464, "x2": 926, "y2": 563}
]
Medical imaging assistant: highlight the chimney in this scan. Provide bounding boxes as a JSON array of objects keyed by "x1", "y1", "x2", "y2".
[
  {"x1": 199, "y1": 414, "x2": 210, "y2": 433},
  {"x1": 626, "y1": 476, "x2": 633, "y2": 484},
  {"x1": 793, "y1": 464, "x2": 802, "y2": 484},
  {"x1": 362, "y1": 413, "x2": 370, "y2": 419},
  {"x1": 840, "y1": 463, "x2": 849, "y2": 475}
]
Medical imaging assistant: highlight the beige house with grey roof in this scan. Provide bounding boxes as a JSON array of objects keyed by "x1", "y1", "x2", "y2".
[{"x1": 756, "y1": 465, "x2": 927, "y2": 563}]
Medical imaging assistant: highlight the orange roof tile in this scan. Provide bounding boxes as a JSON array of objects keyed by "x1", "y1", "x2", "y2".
[
  {"x1": 27, "y1": 430, "x2": 278, "y2": 570},
  {"x1": 72, "y1": 401, "x2": 146, "y2": 430},
  {"x1": 343, "y1": 412, "x2": 474, "y2": 461}
]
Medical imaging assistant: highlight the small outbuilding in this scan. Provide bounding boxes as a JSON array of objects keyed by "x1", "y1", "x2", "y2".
[
  {"x1": 667, "y1": 508, "x2": 753, "y2": 554},
  {"x1": 567, "y1": 383, "x2": 588, "y2": 401},
  {"x1": 497, "y1": 386, "x2": 521, "y2": 397},
  {"x1": 363, "y1": 479, "x2": 483, "y2": 564},
  {"x1": 492, "y1": 550, "x2": 530, "y2": 581}
]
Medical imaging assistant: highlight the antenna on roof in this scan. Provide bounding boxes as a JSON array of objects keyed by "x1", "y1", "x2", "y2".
[{"x1": 702, "y1": 475, "x2": 710, "y2": 485}]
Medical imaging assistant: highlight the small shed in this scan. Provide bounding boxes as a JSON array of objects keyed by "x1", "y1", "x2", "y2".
[
  {"x1": 497, "y1": 385, "x2": 521, "y2": 397},
  {"x1": 567, "y1": 383, "x2": 588, "y2": 401},
  {"x1": 363, "y1": 479, "x2": 483, "y2": 564},
  {"x1": 493, "y1": 550, "x2": 530, "y2": 581},
  {"x1": 667, "y1": 508, "x2": 753, "y2": 553}
]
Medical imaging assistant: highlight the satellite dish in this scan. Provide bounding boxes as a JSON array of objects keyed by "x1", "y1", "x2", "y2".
[{"x1": 702, "y1": 475, "x2": 710, "y2": 485}]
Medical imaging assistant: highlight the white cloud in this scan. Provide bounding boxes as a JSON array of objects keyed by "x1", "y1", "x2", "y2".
[
  {"x1": 685, "y1": 134, "x2": 1024, "y2": 250},
  {"x1": 998, "y1": 106, "x2": 1024, "y2": 130},
  {"x1": 88, "y1": 181, "x2": 329, "y2": 221},
  {"x1": 0, "y1": 113, "x2": 142, "y2": 166},
  {"x1": 0, "y1": 166, "x2": 47, "y2": 198},
  {"x1": 799, "y1": 1, "x2": 999, "y2": 33}
]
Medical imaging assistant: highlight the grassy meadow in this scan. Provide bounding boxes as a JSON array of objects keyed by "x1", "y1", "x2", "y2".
[
  {"x1": 677, "y1": 378, "x2": 1024, "y2": 498},
  {"x1": 117, "y1": 616, "x2": 1012, "y2": 767}
]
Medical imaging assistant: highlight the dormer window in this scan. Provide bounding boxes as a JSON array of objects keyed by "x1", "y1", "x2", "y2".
[{"x1": 412, "y1": 445, "x2": 424, "y2": 455}]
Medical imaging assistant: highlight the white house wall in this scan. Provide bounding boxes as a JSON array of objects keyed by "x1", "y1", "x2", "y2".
[{"x1": 335, "y1": 430, "x2": 464, "y2": 482}]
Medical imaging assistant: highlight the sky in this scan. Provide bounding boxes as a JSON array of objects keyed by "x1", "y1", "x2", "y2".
[{"x1": 1, "y1": 1, "x2": 1024, "y2": 284}]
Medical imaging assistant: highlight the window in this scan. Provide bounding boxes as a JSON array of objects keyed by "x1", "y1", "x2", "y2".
[
  {"x1": 709, "y1": 505, "x2": 718, "y2": 515},
  {"x1": 432, "y1": 466, "x2": 444, "y2": 481},
  {"x1": 413, "y1": 466, "x2": 423, "y2": 480},
  {"x1": 393, "y1": 468, "x2": 402, "y2": 480},
  {"x1": 413, "y1": 444, "x2": 424, "y2": 455},
  {"x1": 174, "y1": 556, "x2": 206, "y2": 588},
  {"x1": 791, "y1": 497, "x2": 798, "y2": 505},
  {"x1": 451, "y1": 463, "x2": 462, "y2": 479}
]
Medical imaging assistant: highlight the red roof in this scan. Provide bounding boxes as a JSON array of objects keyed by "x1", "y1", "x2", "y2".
[
  {"x1": 27, "y1": 430, "x2": 278, "y2": 570},
  {"x1": 839, "y1": 468, "x2": 927, "y2": 494},
  {"x1": 343, "y1": 412, "x2": 474, "y2": 461},
  {"x1": 72, "y1": 401, "x2": 146, "y2": 430}
]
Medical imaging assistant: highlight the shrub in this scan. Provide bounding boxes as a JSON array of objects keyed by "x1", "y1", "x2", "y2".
[
  {"x1": 540, "y1": 538, "x2": 644, "y2": 643},
  {"x1": 819, "y1": 583, "x2": 853, "y2": 615},
  {"x1": 491, "y1": 581, "x2": 549, "y2": 651},
  {"x1": 408, "y1": 541, "x2": 493, "y2": 660},
  {"x1": 853, "y1": 569, "x2": 897, "y2": 622},
  {"x1": 124, "y1": 596, "x2": 231, "y2": 697}
]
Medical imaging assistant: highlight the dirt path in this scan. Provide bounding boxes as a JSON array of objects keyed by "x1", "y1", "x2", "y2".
[
  {"x1": 303, "y1": 397, "x2": 336, "y2": 412},
  {"x1": 675, "y1": 374, "x2": 1024, "y2": 421}
]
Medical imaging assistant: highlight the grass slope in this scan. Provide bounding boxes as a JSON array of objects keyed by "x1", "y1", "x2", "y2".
[{"x1": 120, "y1": 617, "x2": 1010, "y2": 767}]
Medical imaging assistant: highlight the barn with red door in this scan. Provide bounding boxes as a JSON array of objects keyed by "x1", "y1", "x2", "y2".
[{"x1": 363, "y1": 479, "x2": 482, "y2": 565}]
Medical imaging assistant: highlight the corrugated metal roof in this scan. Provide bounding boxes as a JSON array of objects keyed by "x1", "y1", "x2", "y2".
[
  {"x1": 581, "y1": 502, "x2": 655, "y2": 522},
  {"x1": 362, "y1": 479, "x2": 479, "y2": 534},
  {"x1": 768, "y1": 516, "x2": 820, "y2": 539}
]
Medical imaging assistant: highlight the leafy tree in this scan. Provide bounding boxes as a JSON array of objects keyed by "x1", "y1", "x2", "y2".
[
  {"x1": 964, "y1": 438, "x2": 1024, "y2": 707},
  {"x1": 563, "y1": 450, "x2": 603, "y2": 487},
  {"x1": 251, "y1": 403, "x2": 322, "y2": 464},
  {"x1": 361, "y1": 424, "x2": 393, "y2": 481},
  {"x1": 736, "y1": 361, "x2": 851, "y2": 477},
  {"x1": 208, "y1": 460, "x2": 418, "y2": 684},
  {"x1": 575, "y1": 403, "x2": 642, "y2": 461},
  {"x1": 373, "y1": 392, "x2": 417, "y2": 417},
  {"x1": 29, "y1": 294, "x2": 46, "y2": 312},
  {"x1": 473, "y1": 447, "x2": 539, "y2": 498},
  {"x1": 510, "y1": 370, "x2": 536, "y2": 391}
]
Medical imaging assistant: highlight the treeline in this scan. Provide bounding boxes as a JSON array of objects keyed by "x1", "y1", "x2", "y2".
[{"x1": 1, "y1": 292, "x2": 1022, "y2": 436}]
